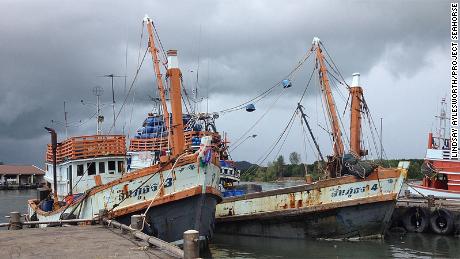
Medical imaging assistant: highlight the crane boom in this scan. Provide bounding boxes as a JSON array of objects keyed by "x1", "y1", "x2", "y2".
[
  {"x1": 144, "y1": 16, "x2": 171, "y2": 147},
  {"x1": 312, "y1": 38, "x2": 344, "y2": 157}
]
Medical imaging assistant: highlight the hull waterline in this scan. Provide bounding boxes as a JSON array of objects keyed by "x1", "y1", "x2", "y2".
[{"x1": 215, "y1": 168, "x2": 406, "y2": 239}]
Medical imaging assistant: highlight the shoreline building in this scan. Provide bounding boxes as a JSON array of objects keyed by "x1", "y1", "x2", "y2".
[{"x1": 0, "y1": 165, "x2": 45, "y2": 189}]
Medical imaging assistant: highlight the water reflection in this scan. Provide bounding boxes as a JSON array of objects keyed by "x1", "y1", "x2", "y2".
[
  {"x1": 1, "y1": 188, "x2": 459, "y2": 258},
  {"x1": 208, "y1": 232, "x2": 459, "y2": 259}
]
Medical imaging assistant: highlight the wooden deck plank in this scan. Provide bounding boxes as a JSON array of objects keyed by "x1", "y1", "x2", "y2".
[{"x1": 0, "y1": 225, "x2": 176, "y2": 259}]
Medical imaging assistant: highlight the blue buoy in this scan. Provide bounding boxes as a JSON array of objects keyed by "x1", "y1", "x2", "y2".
[
  {"x1": 245, "y1": 104, "x2": 256, "y2": 112},
  {"x1": 41, "y1": 199, "x2": 54, "y2": 212},
  {"x1": 282, "y1": 79, "x2": 292, "y2": 88}
]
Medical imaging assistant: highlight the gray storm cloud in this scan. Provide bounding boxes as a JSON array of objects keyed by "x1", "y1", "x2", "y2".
[{"x1": 0, "y1": 0, "x2": 451, "y2": 166}]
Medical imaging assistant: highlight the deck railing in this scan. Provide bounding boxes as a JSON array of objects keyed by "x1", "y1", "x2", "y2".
[
  {"x1": 129, "y1": 131, "x2": 220, "y2": 151},
  {"x1": 46, "y1": 135, "x2": 126, "y2": 163}
]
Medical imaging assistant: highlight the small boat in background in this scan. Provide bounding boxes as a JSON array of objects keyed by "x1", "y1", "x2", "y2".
[{"x1": 408, "y1": 98, "x2": 460, "y2": 199}]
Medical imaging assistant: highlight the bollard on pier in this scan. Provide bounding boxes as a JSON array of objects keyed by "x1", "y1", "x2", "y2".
[
  {"x1": 130, "y1": 214, "x2": 143, "y2": 230},
  {"x1": 183, "y1": 230, "x2": 199, "y2": 259},
  {"x1": 9, "y1": 212, "x2": 22, "y2": 230}
]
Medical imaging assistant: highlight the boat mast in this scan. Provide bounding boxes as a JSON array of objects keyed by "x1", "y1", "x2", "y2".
[
  {"x1": 350, "y1": 73, "x2": 364, "y2": 157},
  {"x1": 435, "y1": 97, "x2": 449, "y2": 149},
  {"x1": 166, "y1": 50, "x2": 185, "y2": 156},
  {"x1": 312, "y1": 37, "x2": 344, "y2": 157},
  {"x1": 144, "y1": 16, "x2": 172, "y2": 147}
]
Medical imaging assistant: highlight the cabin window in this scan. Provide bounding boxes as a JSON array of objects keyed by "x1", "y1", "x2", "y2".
[
  {"x1": 108, "y1": 161, "x2": 116, "y2": 174},
  {"x1": 99, "y1": 162, "x2": 105, "y2": 174},
  {"x1": 117, "y1": 161, "x2": 124, "y2": 173},
  {"x1": 87, "y1": 163, "x2": 96, "y2": 176},
  {"x1": 223, "y1": 169, "x2": 228, "y2": 175},
  {"x1": 77, "y1": 164, "x2": 84, "y2": 176}
]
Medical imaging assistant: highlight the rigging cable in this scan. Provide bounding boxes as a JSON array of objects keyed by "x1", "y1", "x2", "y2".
[
  {"x1": 70, "y1": 47, "x2": 149, "y2": 192},
  {"x1": 244, "y1": 63, "x2": 317, "y2": 176},
  {"x1": 108, "y1": 47, "x2": 149, "y2": 134},
  {"x1": 152, "y1": 21, "x2": 168, "y2": 69},
  {"x1": 319, "y1": 41, "x2": 349, "y2": 88},
  {"x1": 244, "y1": 108, "x2": 298, "y2": 176},
  {"x1": 362, "y1": 96, "x2": 388, "y2": 159},
  {"x1": 230, "y1": 88, "x2": 288, "y2": 151},
  {"x1": 272, "y1": 110, "x2": 298, "y2": 161},
  {"x1": 218, "y1": 49, "x2": 314, "y2": 114}
]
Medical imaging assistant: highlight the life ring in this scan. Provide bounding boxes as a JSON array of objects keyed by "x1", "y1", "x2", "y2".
[
  {"x1": 430, "y1": 208, "x2": 454, "y2": 235},
  {"x1": 402, "y1": 207, "x2": 430, "y2": 233}
]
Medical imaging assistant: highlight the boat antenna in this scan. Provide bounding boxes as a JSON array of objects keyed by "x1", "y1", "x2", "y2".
[
  {"x1": 123, "y1": 41, "x2": 128, "y2": 134},
  {"x1": 93, "y1": 86, "x2": 104, "y2": 135},
  {"x1": 380, "y1": 117, "x2": 383, "y2": 161},
  {"x1": 99, "y1": 74, "x2": 126, "y2": 132},
  {"x1": 63, "y1": 101, "x2": 68, "y2": 138},
  {"x1": 194, "y1": 25, "x2": 202, "y2": 112}
]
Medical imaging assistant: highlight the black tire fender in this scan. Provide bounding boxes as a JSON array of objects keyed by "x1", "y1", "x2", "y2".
[
  {"x1": 402, "y1": 207, "x2": 430, "y2": 233},
  {"x1": 430, "y1": 208, "x2": 454, "y2": 235}
]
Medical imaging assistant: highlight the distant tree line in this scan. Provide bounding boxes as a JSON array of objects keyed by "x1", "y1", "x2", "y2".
[{"x1": 239, "y1": 152, "x2": 424, "y2": 182}]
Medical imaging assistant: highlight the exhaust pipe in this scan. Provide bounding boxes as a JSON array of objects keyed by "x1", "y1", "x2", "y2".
[{"x1": 44, "y1": 127, "x2": 58, "y2": 208}]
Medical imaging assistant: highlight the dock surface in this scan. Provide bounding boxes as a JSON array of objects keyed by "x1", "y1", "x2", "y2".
[{"x1": 0, "y1": 225, "x2": 176, "y2": 259}]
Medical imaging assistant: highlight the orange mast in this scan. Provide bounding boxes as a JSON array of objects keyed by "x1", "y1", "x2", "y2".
[
  {"x1": 166, "y1": 50, "x2": 185, "y2": 156},
  {"x1": 349, "y1": 73, "x2": 364, "y2": 156},
  {"x1": 313, "y1": 38, "x2": 344, "y2": 157},
  {"x1": 144, "y1": 16, "x2": 172, "y2": 148}
]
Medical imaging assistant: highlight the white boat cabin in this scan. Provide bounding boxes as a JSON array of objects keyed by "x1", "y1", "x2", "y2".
[{"x1": 45, "y1": 135, "x2": 126, "y2": 200}]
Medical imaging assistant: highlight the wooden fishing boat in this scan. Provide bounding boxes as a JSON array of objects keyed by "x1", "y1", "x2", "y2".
[
  {"x1": 215, "y1": 37, "x2": 407, "y2": 239},
  {"x1": 27, "y1": 16, "x2": 223, "y2": 244}
]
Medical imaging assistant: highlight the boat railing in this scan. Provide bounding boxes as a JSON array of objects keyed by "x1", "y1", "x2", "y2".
[
  {"x1": 46, "y1": 135, "x2": 126, "y2": 163},
  {"x1": 129, "y1": 131, "x2": 220, "y2": 151},
  {"x1": 426, "y1": 148, "x2": 451, "y2": 160}
]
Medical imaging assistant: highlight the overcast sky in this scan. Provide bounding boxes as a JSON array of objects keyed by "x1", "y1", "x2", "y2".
[{"x1": 0, "y1": 0, "x2": 451, "y2": 166}]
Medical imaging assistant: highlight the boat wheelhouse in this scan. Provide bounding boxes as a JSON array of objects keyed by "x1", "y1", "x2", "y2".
[{"x1": 44, "y1": 135, "x2": 126, "y2": 200}]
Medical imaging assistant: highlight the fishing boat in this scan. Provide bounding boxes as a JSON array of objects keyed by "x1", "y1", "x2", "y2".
[
  {"x1": 215, "y1": 37, "x2": 407, "y2": 239},
  {"x1": 27, "y1": 16, "x2": 223, "y2": 244},
  {"x1": 407, "y1": 98, "x2": 460, "y2": 199}
]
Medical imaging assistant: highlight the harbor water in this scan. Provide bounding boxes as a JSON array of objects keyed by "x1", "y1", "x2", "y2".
[{"x1": 1, "y1": 189, "x2": 459, "y2": 258}]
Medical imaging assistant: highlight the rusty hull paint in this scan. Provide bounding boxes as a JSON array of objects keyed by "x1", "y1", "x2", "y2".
[
  {"x1": 29, "y1": 156, "x2": 221, "y2": 221},
  {"x1": 216, "y1": 199, "x2": 397, "y2": 239},
  {"x1": 215, "y1": 168, "x2": 406, "y2": 239}
]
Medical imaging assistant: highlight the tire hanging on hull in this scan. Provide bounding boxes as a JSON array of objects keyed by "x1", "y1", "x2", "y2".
[
  {"x1": 430, "y1": 208, "x2": 454, "y2": 235},
  {"x1": 402, "y1": 207, "x2": 430, "y2": 233}
]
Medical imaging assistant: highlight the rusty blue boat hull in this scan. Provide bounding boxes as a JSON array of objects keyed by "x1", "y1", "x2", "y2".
[
  {"x1": 215, "y1": 168, "x2": 406, "y2": 239},
  {"x1": 215, "y1": 199, "x2": 395, "y2": 239}
]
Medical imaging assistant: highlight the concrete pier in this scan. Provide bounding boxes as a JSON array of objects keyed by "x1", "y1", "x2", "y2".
[{"x1": 0, "y1": 225, "x2": 177, "y2": 259}]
